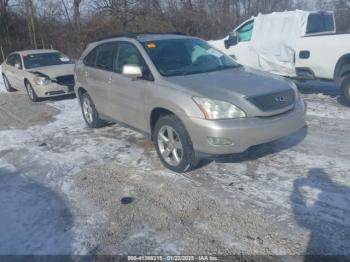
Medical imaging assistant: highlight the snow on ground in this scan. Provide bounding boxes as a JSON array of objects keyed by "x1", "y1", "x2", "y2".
[
  {"x1": 0, "y1": 80, "x2": 349, "y2": 256},
  {"x1": 0, "y1": 97, "x2": 151, "y2": 254}
]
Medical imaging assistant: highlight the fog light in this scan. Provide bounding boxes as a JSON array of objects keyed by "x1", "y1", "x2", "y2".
[{"x1": 207, "y1": 137, "x2": 233, "y2": 146}]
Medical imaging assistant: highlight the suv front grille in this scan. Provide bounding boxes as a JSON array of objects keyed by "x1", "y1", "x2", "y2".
[
  {"x1": 55, "y1": 75, "x2": 75, "y2": 90},
  {"x1": 247, "y1": 89, "x2": 295, "y2": 112}
]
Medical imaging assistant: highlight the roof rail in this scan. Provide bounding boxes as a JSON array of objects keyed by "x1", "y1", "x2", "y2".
[{"x1": 95, "y1": 32, "x2": 187, "y2": 42}]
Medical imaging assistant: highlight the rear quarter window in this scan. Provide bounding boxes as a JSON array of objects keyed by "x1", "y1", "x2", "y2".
[{"x1": 306, "y1": 13, "x2": 335, "y2": 34}]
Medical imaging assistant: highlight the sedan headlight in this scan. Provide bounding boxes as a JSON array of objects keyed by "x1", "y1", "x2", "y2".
[
  {"x1": 33, "y1": 76, "x2": 51, "y2": 85},
  {"x1": 193, "y1": 97, "x2": 246, "y2": 120}
]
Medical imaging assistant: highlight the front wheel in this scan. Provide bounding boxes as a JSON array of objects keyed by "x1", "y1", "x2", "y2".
[
  {"x1": 341, "y1": 75, "x2": 350, "y2": 105},
  {"x1": 80, "y1": 92, "x2": 105, "y2": 128},
  {"x1": 25, "y1": 81, "x2": 39, "y2": 102},
  {"x1": 3, "y1": 75, "x2": 15, "y2": 92},
  {"x1": 153, "y1": 114, "x2": 199, "y2": 173}
]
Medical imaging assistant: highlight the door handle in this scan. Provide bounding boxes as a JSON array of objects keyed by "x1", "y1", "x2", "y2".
[
  {"x1": 84, "y1": 71, "x2": 89, "y2": 77},
  {"x1": 108, "y1": 76, "x2": 112, "y2": 84}
]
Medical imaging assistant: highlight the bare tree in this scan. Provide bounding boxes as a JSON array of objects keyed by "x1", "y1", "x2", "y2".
[{"x1": 26, "y1": 0, "x2": 37, "y2": 49}]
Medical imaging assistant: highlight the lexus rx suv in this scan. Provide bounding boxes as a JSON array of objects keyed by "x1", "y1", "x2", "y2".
[{"x1": 75, "y1": 33, "x2": 306, "y2": 173}]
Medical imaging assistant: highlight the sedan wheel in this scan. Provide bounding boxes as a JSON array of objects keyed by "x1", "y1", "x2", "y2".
[
  {"x1": 157, "y1": 125, "x2": 183, "y2": 166},
  {"x1": 25, "y1": 82, "x2": 39, "y2": 102},
  {"x1": 3, "y1": 75, "x2": 15, "y2": 92}
]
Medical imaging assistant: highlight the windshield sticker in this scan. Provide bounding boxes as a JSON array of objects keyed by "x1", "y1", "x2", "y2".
[
  {"x1": 207, "y1": 48, "x2": 223, "y2": 58},
  {"x1": 59, "y1": 57, "x2": 70, "y2": 62}
]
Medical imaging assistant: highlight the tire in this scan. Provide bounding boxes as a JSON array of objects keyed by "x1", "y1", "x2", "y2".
[
  {"x1": 341, "y1": 75, "x2": 350, "y2": 105},
  {"x1": 2, "y1": 74, "x2": 15, "y2": 92},
  {"x1": 80, "y1": 92, "x2": 105, "y2": 128},
  {"x1": 25, "y1": 81, "x2": 39, "y2": 102},
  {"x1": 153, "y1": 114, "x2": 199, "y2": 173}
]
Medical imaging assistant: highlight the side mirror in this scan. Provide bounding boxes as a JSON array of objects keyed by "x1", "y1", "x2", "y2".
[
  {"x1": 224, "y1": 32, "x2": 238, "y2": 49},
  {"x1": 122, "y1": 65, "x2": 143, "y2": 79},
  {"x1": 14, "y1": 63, "x2": 21, "y2": 69}
]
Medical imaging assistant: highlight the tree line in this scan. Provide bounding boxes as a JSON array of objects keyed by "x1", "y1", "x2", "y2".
[{"x1": 0, "y1": 0, "x2": 349, "y2": 62}]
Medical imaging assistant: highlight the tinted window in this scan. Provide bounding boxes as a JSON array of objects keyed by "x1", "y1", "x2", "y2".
[
  {"x1": 115, "y1": 43, "x2": 146, "y2": 74},
  {"x1": 307, "y1": 13, "x2": 335, "y2": 34},
  {"x1": 143, "y1": 38, "x2": 239, "y2": 77},
  {"x1": 96, "y1": 42, "x2": 117, "y2": 71},
  {"x1": 13, "y1": 54, "x2": 23, "y2": 69},
  {"x1": 237, "y1": 21, "x2": 254, "y2": 42},
  {"x1": 83, "y1": 48, "x2": 98, "y2": 67},
  {"x1": 6, "y1": 54, "x2": 16, "y2": 66},
  {"x1": 23, "y1": 52, "x2": 73, "y2": 69}
]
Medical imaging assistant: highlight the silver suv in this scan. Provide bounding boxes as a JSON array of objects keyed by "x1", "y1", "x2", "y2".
[{"x1": 75, "y1": 33, "x2": 306, "y2": 173}]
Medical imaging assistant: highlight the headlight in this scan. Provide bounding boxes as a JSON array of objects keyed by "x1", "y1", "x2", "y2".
[
  {"x1": 286, "y1": 79, "x2": 300, "y2": 100},
  {"x1": 193, "y1": 97, "x2": 246, "y2": 119},
  {"x1": 33, "y1": 76, "x2": 51, "y2": 85}
]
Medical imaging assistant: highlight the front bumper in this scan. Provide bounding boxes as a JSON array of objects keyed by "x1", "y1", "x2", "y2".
[
  {"x1": 186, "y1": 99, "x2": 306, "y2": 156},
  {"x1": 32, "y1": 83, "x2": 75, "y2": 98}
]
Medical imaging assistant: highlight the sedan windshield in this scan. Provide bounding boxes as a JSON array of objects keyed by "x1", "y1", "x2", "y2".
[
  {"x1": 142, "y1": 38, "x2": 240, "y2": 77},
  {"x1": 23, "y1": 52, "x2": 73, "y2": 69}
]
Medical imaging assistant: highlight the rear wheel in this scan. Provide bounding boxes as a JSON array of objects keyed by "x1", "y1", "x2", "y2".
[
  {"x1": 3, "y1": 75, "x2": 15, "y2": 92},
  {"x1": 341, "y1": 75, "x2": 350, "y2": 105},
  {"x1": 153, "y1": 114, "x2": 199, "y2": 173},
  {"x1": 80, "y1": 92, "x2": 105, "y2": 128},
  {"x1": 25, "y1": 81, "x2": 39, "y2": 102}
]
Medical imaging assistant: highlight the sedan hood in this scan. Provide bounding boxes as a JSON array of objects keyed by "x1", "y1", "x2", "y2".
[
  {"x1": 166, "y1": 67, "x2": 293, "y2": 100},
  {"x1": 28, "y1": 64, "x2": 75, "y2": 79}
]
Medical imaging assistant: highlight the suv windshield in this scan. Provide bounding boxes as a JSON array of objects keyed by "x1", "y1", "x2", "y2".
[
  {"x1": 142, "y1": 38, "x2": 240, "y2": 77},
  {"x1": 23, "y1": 52, "x2": 73, "y2": 69}
]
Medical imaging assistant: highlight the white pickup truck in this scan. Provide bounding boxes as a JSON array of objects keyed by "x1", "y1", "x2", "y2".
[{"x1": 211, "y1": 11, "x2": 350, "y2": 104}]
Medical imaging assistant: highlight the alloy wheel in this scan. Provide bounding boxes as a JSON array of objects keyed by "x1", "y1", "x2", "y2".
[
  {"x1": 157, "y1": 125, "x2": 183, "y2": 166},
  {"x1": 82, "y1": 97, "x2": 93, "y2": 124}
]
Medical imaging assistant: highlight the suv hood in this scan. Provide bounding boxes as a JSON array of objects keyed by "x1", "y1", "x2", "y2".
[
  {"x1": 166, "y1": 67, "x2": 292, "y2": 99},
  {"x1": 165, "y1": 67, "x2": 296, "y2": 116},
  {"x1": 28, "y1": 64, "x2": 75, "y2": 79}
]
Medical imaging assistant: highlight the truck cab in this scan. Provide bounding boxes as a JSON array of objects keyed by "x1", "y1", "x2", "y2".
[
  {"x1": 213, "y1": 11, "x2": 350, "y2": 104},
  {"x1": 224, "y1": 11, "x2": 336, "y2": 76}
]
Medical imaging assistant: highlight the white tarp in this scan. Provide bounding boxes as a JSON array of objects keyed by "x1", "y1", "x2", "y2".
[{"x1": 249, "y1": 10, "x2": 309, "y2": 76}]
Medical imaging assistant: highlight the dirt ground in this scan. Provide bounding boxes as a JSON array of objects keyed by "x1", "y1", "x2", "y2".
[{"x1": 0, "y1": 79, "x2": 350, "y2": 260}]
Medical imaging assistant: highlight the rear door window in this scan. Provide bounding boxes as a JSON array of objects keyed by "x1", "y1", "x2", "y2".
[
  {"x1": 6, "y1": 54, "x2": 16, "y2": 66},
  {"x1": 306, "y1": 13, "x2": 335, "y2": 34},
  {"x1": 13, "y1": 54, "x2": 23, "y2": 69},
  {"x1": 96, "y1": 42, "x2": 117, "y2": 71},
  {"x1": 83, "y1": 47, "x2": 98, "y2": 67}
]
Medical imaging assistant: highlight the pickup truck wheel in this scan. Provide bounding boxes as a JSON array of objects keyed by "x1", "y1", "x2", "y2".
[
  {"x1": 80, "y1": 92, "x2": 105, "y2": 128},
  {"x1": 3, "y1": 75, "x2": 15, "y2": 92},
  {"x1": 25, "y1": 81, "x2": 39, "y2": 102},
  {"x1": 153, "y1": 115, "x2": 199, "y2": 173},
  {"x1": 341, "y1": 75, "x2": 350, "y2": 105}
]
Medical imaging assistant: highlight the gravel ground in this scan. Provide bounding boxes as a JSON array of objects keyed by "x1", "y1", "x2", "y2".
[{"x1": 0, "y1": 75, "x2": 349, "y2": 260}]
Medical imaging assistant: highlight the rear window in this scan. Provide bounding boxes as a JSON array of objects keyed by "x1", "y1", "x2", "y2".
[{"x1": 306, "y1": 13, "x2": 335, "y2": 34}]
